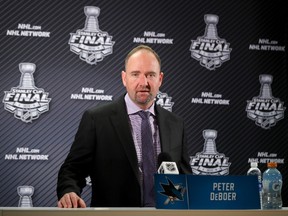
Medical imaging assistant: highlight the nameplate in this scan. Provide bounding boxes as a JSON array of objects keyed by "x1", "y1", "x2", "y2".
[
  {"x1": 155, "y1": 174, "x2": 261, "y2": 209},
  {"x1": 186, "y1": 175, "x2": 261, "y2": 209}
]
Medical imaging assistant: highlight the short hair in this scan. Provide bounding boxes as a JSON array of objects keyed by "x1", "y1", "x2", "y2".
[{"x1": 124, "y1": 45, "x2": 161, "y2": 70}]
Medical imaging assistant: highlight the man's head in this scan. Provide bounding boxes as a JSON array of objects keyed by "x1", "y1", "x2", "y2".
[{"x1": 122, "y1": 45, "x2": 164, "y2": 110}]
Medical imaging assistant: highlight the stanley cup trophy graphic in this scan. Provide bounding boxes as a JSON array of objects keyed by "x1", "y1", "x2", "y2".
[
  {"x1": 189, "y1": 129, "x2": 230, "y2": 175},
  {"x1": 204, "y1": 14, "x2": 219, "y2": 40},
  {"x1": 246, "y1": 74, "x2": 285, "y2": 129},
  {"x1": 258, "y1": 74, "x2": 273, "y2": 99},
  {"x1": 83, "y1": 6, "x2": 101, "y2": 32},
  {"x1": 202, "y1": 129, "x2": 218, "y2": 155},
  {"x1": 17, "y1": 186, "x2": 34, "y2": 207},
  {"x1": 19, "y1": 63, "x2": 37, "y2": 89}
]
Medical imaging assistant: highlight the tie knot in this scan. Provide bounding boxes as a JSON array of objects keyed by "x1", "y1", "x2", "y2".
[{"x1": 138, "y1": 110, "x2": 150, "y2": 120}]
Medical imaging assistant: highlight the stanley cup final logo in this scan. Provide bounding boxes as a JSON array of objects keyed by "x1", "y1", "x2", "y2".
[
  {"x1": 2, "y1": 63, "x2": 51, "y2": 123},
  {"x1": 190, "y1": 14, "x2": 232, "y2": 70},
  {"x1": 17, "y1": 186, "x2": 34, "y2": 207},
  {"x1": 189, "y1": 129, "x2": 231, "y2": 175},
  {"x1": 246, "y1": 74, "x2": 286, "y2": 129},
  {"x1": 69, "y1": 6, "x2": 115, "y2": 65}
]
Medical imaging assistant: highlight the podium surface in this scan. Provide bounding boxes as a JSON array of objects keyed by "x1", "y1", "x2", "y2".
[{"x1": 1, "y1": 207, "x2": 288, "y2": 216}]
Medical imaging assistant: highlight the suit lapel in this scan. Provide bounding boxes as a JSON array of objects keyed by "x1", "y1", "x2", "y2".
[
  {"x1": 109, "y1": 97, "x2": 140, "y2": 183},
  {"x1": 156, "y1": 106, "x2": 172, "y2": 153}
]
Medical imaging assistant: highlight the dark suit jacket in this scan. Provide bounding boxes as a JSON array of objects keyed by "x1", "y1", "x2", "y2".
[{"x1": 57, "y1": 95, "x2": 191, "y2": 207}]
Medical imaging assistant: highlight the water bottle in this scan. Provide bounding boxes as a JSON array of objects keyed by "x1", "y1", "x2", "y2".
[
  {"x1": 262, "y1": 162, "x2": 282, "y2": 209},
  {"x1": 247, "y1": 162, "x2": 262, "y2": 208}
]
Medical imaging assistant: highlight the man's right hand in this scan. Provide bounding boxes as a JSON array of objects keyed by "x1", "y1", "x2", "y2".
[{"x1": 57, "y1": 192, "x2": 86, "y2": 208}]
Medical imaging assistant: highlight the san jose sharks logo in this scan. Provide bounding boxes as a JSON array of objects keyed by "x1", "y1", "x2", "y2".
[{"x1": 159, "y1": 177, "x2": 186, "y2": 205}]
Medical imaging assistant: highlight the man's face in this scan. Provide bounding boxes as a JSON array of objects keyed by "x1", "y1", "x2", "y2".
[{"x1": 122, "y1": 50, "x2": 163, "y2": 109}]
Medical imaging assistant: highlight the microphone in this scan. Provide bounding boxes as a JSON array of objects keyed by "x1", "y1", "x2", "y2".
[{"x1": 157, "y1": 152, "x2": 179, "y2": 174}]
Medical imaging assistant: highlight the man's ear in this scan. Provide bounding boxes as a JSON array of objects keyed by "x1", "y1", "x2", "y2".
[{"x1": 121, "y1": 71, "x2": 127, "y2": 86}]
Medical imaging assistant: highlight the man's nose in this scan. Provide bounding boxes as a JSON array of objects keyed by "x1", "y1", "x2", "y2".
[{"x1": 139, "y1": 74, "x2": 148, "y2": 85}]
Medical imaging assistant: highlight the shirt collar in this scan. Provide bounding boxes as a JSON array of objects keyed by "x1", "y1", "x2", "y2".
[{"x1": 124, "y1": 93, "x2": 156, "y2": 116}]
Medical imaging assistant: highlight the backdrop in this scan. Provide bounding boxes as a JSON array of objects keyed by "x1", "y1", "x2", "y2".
[{"x1": 1, "y1": 0, "x2": 287, "y2": 207}]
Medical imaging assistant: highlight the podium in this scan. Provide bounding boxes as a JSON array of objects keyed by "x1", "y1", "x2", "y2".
[
  {"x1": 1, "y1": 207, "x2": 288, "y2": 216},
  {"x1": 155, "y1": 174, "x2": 262, "y2": 210}
]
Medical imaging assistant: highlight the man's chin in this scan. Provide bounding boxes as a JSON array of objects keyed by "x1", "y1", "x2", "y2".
[{"x1": 135, "y1": 95, "x2": 152, "y2": 105}]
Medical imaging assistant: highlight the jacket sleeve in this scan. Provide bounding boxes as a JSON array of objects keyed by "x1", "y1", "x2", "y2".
[{"x1": 56, "y1": 110, "x2": 95, "y2": 199}]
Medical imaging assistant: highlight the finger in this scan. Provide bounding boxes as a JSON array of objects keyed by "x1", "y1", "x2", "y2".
[
  {"x1": 78, "y1": 198, "x2": 87, "y2": 208},
  {"x1": 70, "y1": 193, "x2": 79, "y2": 208},
  {"x1": 58, "y1": 193, "x2": 85, "y2": 208},
  {"x1": 58, "y1": 197, "x2": 69, "y2": 208},
  {"x1": 57, "y1": 200, "x2": 63, "y2": 208}
]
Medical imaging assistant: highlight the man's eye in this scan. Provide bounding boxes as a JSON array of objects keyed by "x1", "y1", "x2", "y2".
[{"x1": 148, "y1": 73, "x2": 156, "y2": 78}]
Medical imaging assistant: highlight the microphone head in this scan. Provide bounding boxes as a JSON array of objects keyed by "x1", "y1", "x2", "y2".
[
  {"x1": 157, "y1": 152, "x2": 172, "y2": 167},
  {"x1": 157, "y1": 153, "x2": 179, "y2": 174}
]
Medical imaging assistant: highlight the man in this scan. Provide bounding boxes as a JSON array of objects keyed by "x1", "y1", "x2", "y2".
[{"x1": 57, "y1": 45, "x2": 191, "y2": 208}]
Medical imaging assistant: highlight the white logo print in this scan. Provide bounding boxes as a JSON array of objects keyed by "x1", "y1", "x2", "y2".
[
  {"x1": 189, "y1": 129, "x2": 231, "y2": 175},
  {"x1": 190, "y1": 14, "x2": 232, "y2": 70},
  {"x1": 3, "y1": 63, "x2": 51, "y2": 123},
  {"x1": 69, "y1": 6, "x2": 115, "y2": 65},
  {"x1": 246, "y1": 74, "x2": 285, "y2": 129},
  {"x1": 17, "y1": 186, "x2": 34, "y2": 207},
  {"x1": 156, "y1": 91, "x2": 174, "y2": 112}
]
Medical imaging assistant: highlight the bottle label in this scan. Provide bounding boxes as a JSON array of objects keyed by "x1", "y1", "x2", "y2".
[{"x1": 272, "y1": 182, "x2": 282, "y2": 192}]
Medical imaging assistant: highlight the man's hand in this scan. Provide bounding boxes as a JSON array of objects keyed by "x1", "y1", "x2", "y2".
[{"x1": 57, "y1": 192, "x2": 86, "y2": 208}]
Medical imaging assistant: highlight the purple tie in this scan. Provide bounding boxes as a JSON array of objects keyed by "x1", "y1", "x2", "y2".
[{"x1": 138, "y1": 111, "x2": 156, "y2": 207}]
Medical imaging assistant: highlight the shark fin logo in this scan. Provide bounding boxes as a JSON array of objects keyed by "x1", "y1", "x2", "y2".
[
  {"x1": 246, "y1": 74, "x2": 285, "y2": 129},
  {"x1": 3, "y1": 63, "x2": 51, "y2": 123},
  {"x1": 189, "y1": 129, "x2": 231, "y2": 175},
  {"x1": 69, "y1": 6, "x2": 115, "y2": 65},
  {"x1": 190, "y1": 14, "x2": 232, "y2": 70},
  {"x1": 159, "y1": 177, "x2": 186, "y2": 205}
]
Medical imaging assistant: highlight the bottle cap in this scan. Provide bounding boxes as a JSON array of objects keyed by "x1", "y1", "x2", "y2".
[{"x1": 267, "y1": 162, "x2": 277, "y2": 168}]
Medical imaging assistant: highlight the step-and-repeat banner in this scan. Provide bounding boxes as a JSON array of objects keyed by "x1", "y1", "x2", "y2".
[{"x1": 1, "y1": 0, "x2": 287, "y2": 207}]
